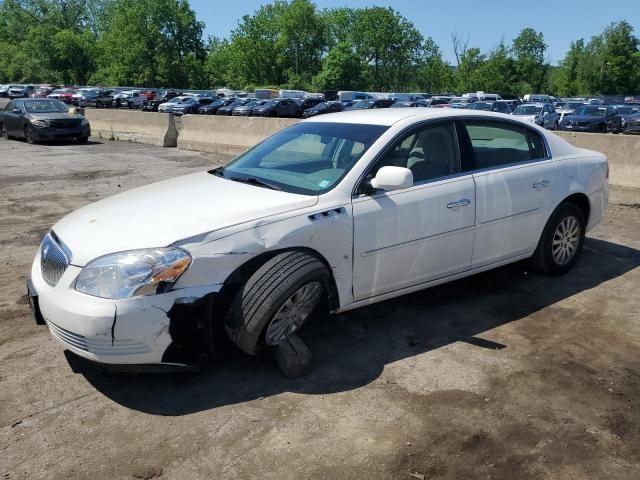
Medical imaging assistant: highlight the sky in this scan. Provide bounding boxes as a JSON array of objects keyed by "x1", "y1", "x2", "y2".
[{"x1": 190, "y1": 0, "x2": 639, "y2": 65}]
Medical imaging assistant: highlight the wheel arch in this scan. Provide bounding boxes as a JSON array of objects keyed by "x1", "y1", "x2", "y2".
[
  {"x1": 211, "y1": 246, "x2": 341, "y2": 324},
  {"x1": 558, "y1": 192, "x2": 591, "y2": 225}
]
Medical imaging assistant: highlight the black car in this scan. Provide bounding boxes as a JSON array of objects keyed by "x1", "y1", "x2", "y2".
[
  {"x1": 169, "y1": 97, "x2": 215, "y2": 115},
  {"x1": 198, "y1": 98, "x2": 235, "y2": 115},
  {"x1": 299, "y1": 97, "x2": 325, "y2": 111},
  {"x1": 95, "y1": 90, "x2": 117, "y2": 108},
  {"x1": 345, "y1": 99, "x2": 396, "y2": 110},
  {"x1": 302, "y1": 101, "x2": 345, "y2": 118},
  {"x1": 216, "y1": 98, "x2": 252, "y2": 115},
  {"x1": 232, "y1": 99, "x2": 268, "y2": 116},
  {"x1": 0, "y1": 98, "x2": 90, "y2": 144},
  {"x1": 467, "y1": 100, "x2": 512, "y2": 113},
  {"x1": 560, "y1": 105, "x2": 622, "y2": 133},
  {"x1": 613, "y1": 105, "x2": 639, "y2": 132},
  {"x1": 622, "y1": 112, "x2": 640, "y2": 134},
  {"x1": 252, "y1": 98, "x2": 301, "y2": 117},
  {"x1": 142, "y1": 91, "x2": 180, "y2": 112}
]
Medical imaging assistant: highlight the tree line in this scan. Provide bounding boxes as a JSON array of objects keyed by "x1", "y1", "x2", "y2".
[{"x1": 0, "y1": 0, "x2": 638, "y2": 96}]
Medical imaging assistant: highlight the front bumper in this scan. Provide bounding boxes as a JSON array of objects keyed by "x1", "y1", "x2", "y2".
[
  {"x1": 29, "y1": 252, "x2": 221, "y2": 368},
  {"x1": 560, "y1": 123, "x2": 600, "y2": 132},
  {"x1": 31, "y1": 124, "x2": 91, "y2": 141}
]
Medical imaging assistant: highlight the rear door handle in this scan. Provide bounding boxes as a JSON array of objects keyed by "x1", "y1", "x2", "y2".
[
  {"x1": 447, "y1": 199, "x2": 471, "y2": 209},
  {"x1": 533, "y1": 180, "x2": 551, "y2": 189}
]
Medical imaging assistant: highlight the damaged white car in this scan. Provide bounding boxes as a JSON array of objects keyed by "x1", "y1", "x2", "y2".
[{"x1": 28, "y1": 109, "x2": 608, "y2": 371}]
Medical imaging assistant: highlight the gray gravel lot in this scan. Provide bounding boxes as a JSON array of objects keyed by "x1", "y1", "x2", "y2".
[{"x1": 1, "y1": 137, "x2": 639, "y2": 480}]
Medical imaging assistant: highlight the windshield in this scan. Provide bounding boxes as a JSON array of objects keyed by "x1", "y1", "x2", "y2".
[
  {"x1": 24, "y1": 99, "x2": 69, "y2": 113},
  {"x1": 576, "y1": 106, "x2": 606, "y2": 116},
  {"x1": 351, "y1": 100, "x2": 374, "y2": 109},
  {"x1": 469, "y1": 102, "x2": 493, "y2": 111},
  {"x1": 514, "y1": 105, "x2": 542, "y2": 115},
  {"x1": 214, "y1": 122, "x2": 388, "y2": 195}
]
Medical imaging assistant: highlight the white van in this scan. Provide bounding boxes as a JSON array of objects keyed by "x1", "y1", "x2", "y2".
[
  {"x1": 523, "y1": 94, "x2": 552, "y2": 103},
  {"x1": 279, "y1": 89, "x2": 306, "y2": 99}
]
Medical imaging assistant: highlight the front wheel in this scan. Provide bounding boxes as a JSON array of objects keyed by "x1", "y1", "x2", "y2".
[
  {"x1": 225, "y1": 251, "x2": 330, "y2": 355},
  {"x1": 24, "y1": 125, "x2": 36, "y2": 144},
  {"x1": 1, "y1": 122, "x2": 8, "y2": 139},
  {"x1": 530, "y1": 203, "x2": 586, "y2": 275},
  {"x1": 77, "y1": 136, "x2": 89, "y2": 144}
]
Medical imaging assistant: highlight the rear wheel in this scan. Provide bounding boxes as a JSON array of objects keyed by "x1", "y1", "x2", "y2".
[
  {"x1": 225, "y1": 251, "x2": 330, "y2": 355},
  {"x1": 0, "y1": 122, "x2": 8, "y2": 139},
  {"x1": 530, "y1": 203, "x2": 585, "y2": 275}
]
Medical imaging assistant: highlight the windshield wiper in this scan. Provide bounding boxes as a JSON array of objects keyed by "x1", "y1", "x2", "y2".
[{"x1": 227, "y1": 175, "x2": 283, "y2": 191}]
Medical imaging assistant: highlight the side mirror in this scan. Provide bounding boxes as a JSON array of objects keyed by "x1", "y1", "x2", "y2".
[{"x1": 370, "y1": 166, "x2": 413, "y2": 191}]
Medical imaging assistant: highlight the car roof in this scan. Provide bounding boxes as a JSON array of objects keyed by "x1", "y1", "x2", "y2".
[{"x1": 302, "y1": 108, "x2": 539, "y2": 127}]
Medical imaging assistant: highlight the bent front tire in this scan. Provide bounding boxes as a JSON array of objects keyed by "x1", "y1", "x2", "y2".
[
  {"x1": 530, "y1": 203, "x2": 586, "y2": 275},
  {"x1": 225, "y1": 251, "x2": 330, "y2": 355}
]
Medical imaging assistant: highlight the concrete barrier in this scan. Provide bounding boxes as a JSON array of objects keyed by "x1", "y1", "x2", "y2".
[
  {"x1": 177, "y1": 115, "x2": 298, "y2": 156},
  {"x1": 556, "y1": 131, "x2": 640, "y2": 188},
  {"x1": 85, "y1": 109, "x2": 178, "y2": 147}
]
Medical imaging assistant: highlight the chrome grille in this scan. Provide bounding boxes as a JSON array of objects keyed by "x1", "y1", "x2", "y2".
[{"x1": 40, "y1": 232, "x2": 71, "y2": 286}]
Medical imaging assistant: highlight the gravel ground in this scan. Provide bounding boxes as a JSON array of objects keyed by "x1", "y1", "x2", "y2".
[{"x1": 0, "y1": 136, "x2": 639, "y2": 480}]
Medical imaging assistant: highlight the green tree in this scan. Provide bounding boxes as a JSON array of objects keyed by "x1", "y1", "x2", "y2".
[
  {"x1": 412, "y1": 38, "x2": 454, "y2": 93},
  {"x1": 278, "y1": 0, "x2": 324, "y2": 82},
  {"x1": 511, "y1": 28, "x2": 548, "y2": 94},
  {"x1": 95, "y1": 0, "x2": 205, "y2": 87},
  {"x1": 312, "y1": 42, "x2": 366, "y2": 91}
]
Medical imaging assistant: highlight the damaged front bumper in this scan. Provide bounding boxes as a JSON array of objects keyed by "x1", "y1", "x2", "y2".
[{"x1": 30, "y1": 258, "x2": 221, "y2": 370}]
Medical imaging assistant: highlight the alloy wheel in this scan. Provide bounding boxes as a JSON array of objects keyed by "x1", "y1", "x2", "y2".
[
  {"x1": 265, "y1": 281, "x2": 323, "y2": 346},
  {"x1": 552, "y1": 215, "x2": 581, "y2": 265}
]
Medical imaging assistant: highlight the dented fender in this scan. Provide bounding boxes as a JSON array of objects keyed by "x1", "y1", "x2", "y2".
[{"x1": 173, "y1": 203, "x2": 355, "y2": 307}]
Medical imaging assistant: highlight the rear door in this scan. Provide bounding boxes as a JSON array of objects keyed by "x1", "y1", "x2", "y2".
[{"x1": 458, "y1": 119, "x2": 557, "y2": 268}]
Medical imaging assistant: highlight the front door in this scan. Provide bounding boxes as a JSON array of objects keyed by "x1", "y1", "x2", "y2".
[{"x1": 352, "y1": 121, "x2": 476, "y2": 300}]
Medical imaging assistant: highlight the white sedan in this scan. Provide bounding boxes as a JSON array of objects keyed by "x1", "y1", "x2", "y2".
[{"x1": 27, "y1": 109, "x2": 608, "y2": 371}]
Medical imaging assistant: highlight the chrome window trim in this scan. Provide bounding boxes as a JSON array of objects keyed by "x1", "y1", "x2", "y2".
[
  {"x1": 352, "y1": 118, "x2": 461, "y2": 197},
  {"x1": 351, "y1": 115, "x2": 552, "y2": 197}
]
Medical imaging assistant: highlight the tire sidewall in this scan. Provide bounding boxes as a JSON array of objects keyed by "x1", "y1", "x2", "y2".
[{"x1": 226, "y1": 254, "x2": 330, "y2": 355}]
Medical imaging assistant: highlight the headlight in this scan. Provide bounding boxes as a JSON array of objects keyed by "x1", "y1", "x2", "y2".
[
  {"x1": 75, "y1": 248, "x2": 191, "y2": 299},
  {"x1": 31, "y1": 119, "x2": 50, "y2": 128}
]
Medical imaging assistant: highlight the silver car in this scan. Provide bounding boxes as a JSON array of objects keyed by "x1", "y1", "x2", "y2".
[{"x1": 513, "y1": 103, "x2": 560, "y2": 130}]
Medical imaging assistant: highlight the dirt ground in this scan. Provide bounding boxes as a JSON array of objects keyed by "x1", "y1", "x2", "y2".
[{"x1": 0, "y1": 136, "x2": 639, "y2": 480}]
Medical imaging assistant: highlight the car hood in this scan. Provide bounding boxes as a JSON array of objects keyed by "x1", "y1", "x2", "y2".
[
  {"x1": 52, "y1": 171, "x2": 318, "y2": 266},
  {"x1": 515, "y1": 115, "x2": 539, "y2": 122},
  {"x1": 564, "y1": 115, "x2": 603, "y2": 122}
]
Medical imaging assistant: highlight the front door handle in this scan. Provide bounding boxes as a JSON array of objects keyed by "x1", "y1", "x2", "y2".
[
  {"x1": 533, "y1": 180, "x2": 551, "y2": 189},
  {"x1": 447, "y1": 199, "x2": 471, "y2": 209}
]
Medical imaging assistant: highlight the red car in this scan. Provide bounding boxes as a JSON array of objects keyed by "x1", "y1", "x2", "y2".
[
  {"x1": 31, "y1": 87, "x2": 55, "y2": 98},
  {"x1": 139, "y1": 90, "x2": 157, "y2": 101},
  {"x1": 48, "y1": 88, "x2": 77, "y2": 104}
]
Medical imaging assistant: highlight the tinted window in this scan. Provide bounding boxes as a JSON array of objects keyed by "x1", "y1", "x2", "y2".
[
  {"x1": 463, "y1": 121, "x2": 544, "y2": 170},
  {"x1": 369, "y1": 122, "x2": 459, "y2": 184}
]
